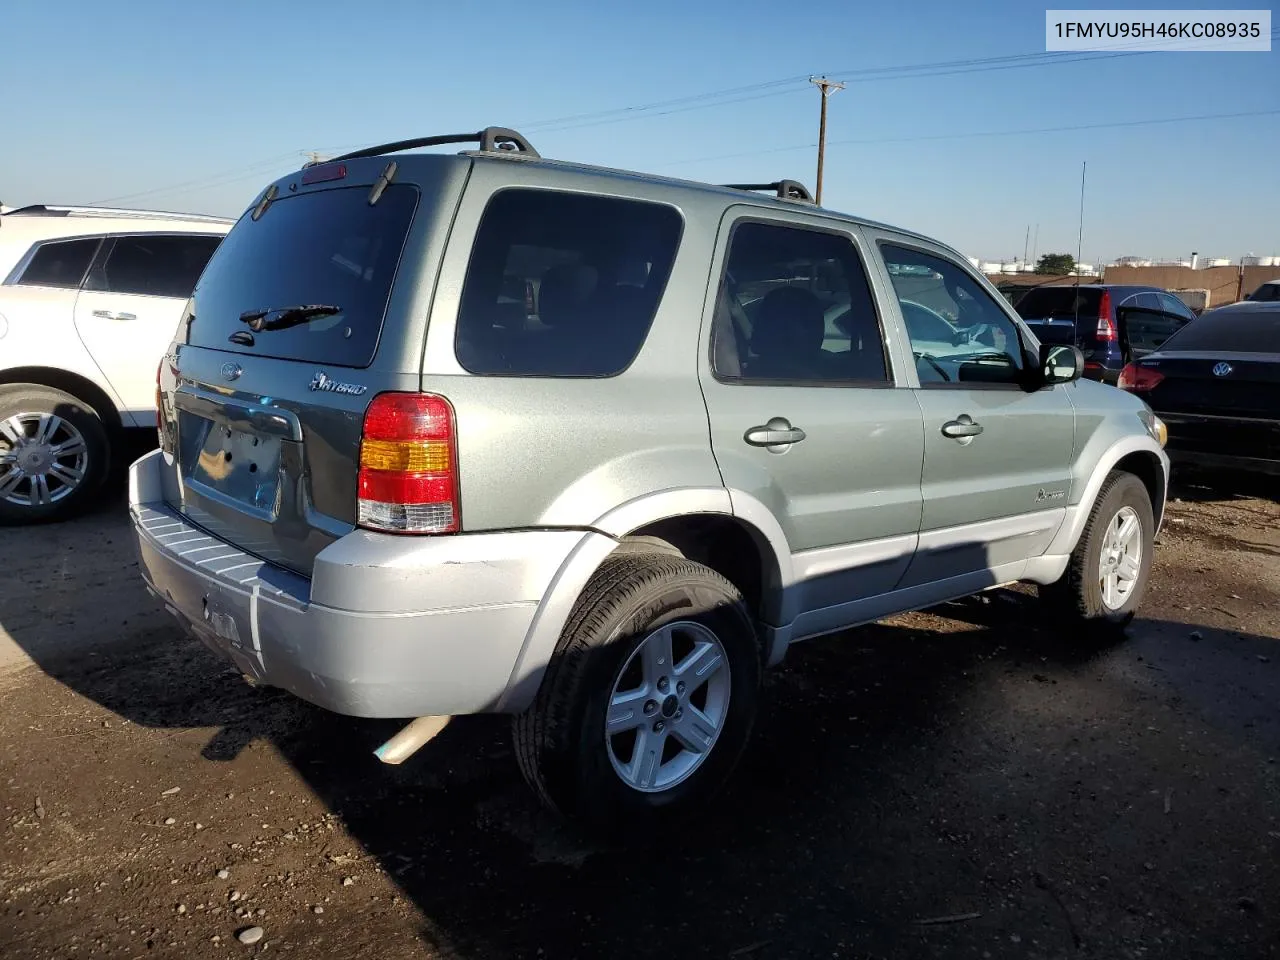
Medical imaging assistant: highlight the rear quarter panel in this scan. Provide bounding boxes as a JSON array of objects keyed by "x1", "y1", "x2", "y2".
[{"x1": 419, "y1": 161, "x2": 727, "y2": 532}]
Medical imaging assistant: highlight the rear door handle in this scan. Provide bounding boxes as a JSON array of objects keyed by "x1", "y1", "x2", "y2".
[
  {"x1": 744, "y1": 417, "x2": 806, "y2": 448},
  {"x1": 941, "y1": 415, "x2": 983, "y2": 439}
]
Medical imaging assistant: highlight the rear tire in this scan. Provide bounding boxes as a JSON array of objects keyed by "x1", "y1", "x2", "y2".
[
  {"x1": 1042, "y1": 470, "x2": 1154, "y2": 637},
  {"x1": 0, "y1": 384, "x2": 111, "y2": 526},
  {"x1": 513, "y1": 553, "x2": 762, "y2": 839}
]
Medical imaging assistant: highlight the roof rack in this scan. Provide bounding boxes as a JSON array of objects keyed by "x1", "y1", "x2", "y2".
[
  {"x1": 0, "y1": 204, "x2": 232, "y2": 223},
  {"x1": 721, "y1": 180, "x2": 815, "y2": 204},
  {"x1": 330, "y1": 126, "x2": 540, "y2": 164}
]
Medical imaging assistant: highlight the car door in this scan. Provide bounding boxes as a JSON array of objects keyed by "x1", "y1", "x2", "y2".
[
  {"x1": 1122, "y1": 296, "x2": 1192, "y2": 360},
  {"x1": 868, "y1": 235, "x2": 1076, "y2": 592},
  {"x1": 699, "y1": 210, "x2": 925, "y2": 636},
  {"x1": 72, "y1": 233, "x2": 222, "y2": 426}
]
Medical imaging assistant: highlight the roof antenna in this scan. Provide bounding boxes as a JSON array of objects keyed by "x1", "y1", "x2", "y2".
[{"x1": 1072, "y1": 160, "x2": 1087, "y2": 339}]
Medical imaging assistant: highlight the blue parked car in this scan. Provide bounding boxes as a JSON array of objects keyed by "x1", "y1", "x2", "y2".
[{"x1": 1015, "y1": 284, "x2": 1197, "y2": 384}]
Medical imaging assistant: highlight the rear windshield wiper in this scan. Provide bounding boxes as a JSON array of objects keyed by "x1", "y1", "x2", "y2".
[{"x1": 239, "y1": 304, "x2": 342, "y2": 333}]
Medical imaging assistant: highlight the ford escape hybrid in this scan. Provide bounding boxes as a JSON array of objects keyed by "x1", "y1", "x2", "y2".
[{"x1": 130, "y1": 127, "x2": 1170, "y2": 835}]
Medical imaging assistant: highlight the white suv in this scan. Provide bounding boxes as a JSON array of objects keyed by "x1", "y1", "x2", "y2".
[{"x1": 0, "y1": 205, "x2": 231, "y2": 524}]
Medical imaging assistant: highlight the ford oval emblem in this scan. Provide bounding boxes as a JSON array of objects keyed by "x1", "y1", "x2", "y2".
[
  {"x1": 221, "y1": 361, "x2": 243, "y2": 382},
  {"x1": 1212, "y1": 361, "x2": 1233, "y2": 377}
]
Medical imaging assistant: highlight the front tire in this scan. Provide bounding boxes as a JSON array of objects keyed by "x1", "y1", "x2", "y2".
[
  {"x1": 1043, "y1": 469, "x2": 1154, "y2": 635},
  {"x1": 0, "y1": 384, "x2": 111, "y2": 526},
  {"x1": 513, "y1": 553, "x2": 762, "y2": 838}
]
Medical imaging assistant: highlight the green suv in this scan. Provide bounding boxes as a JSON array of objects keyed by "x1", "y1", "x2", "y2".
[{"x1": 129, "y1": 127, "x2": 1170, "y2": 836}]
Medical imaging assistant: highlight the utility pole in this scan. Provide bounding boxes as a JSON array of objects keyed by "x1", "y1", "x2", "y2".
[
  {"x1": 809, "y1": 76, "x2": 844, "y2": 205},
  {"x1": 1023, "y1": 224, "x2": 1030, "y2": 267}
]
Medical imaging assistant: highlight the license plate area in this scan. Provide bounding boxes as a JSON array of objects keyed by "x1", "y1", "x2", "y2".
[{"x1": 180, "y1": 413, "x2": 283, "y2": 518}]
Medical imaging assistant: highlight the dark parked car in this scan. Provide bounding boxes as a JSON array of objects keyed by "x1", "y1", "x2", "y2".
[
  {"x1": 1245, "y1": 278, "x2": 1280, "y2": 302},
  {"x1": 1015, "y1": 284, "x2": 1197, "y2": 383},
  {"x1": 1118, "y1": 300, "x2": 1280, "y2": 476}
]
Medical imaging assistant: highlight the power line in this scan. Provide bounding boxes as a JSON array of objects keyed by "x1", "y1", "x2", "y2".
[
  {"x1": 519, "y1": 50, "x2": 1151, "y2": 135},
  {"x1": 87, "y1": 152, "x2": 303, "y2": 206},
  {"x1": 654, "y1": 107, "x2": 1280, "y2": 169},
  {"x1": 83, "y1": 38, "x2": 1275, "y2": 208}
]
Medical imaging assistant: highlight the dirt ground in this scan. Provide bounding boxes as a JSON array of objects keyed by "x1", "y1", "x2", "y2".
[{"x1": 1, "y1": 469, "x2": 1278, "y2": 960}]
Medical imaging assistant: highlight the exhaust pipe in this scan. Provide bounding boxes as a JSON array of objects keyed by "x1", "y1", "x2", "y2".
[{"x1": 374, "y1": 715, "x2": 452, "y2": 765}]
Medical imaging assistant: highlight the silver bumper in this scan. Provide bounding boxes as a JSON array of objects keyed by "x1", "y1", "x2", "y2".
[{"x1": 129, "y1": 449, "x2": 594, "y2": 718}]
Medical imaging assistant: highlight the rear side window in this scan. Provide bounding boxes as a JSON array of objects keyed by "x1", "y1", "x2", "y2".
[
  {"x1": 710, "y1": 221, "x2": 890, "y2": 384},
  {"x1": 88, "y1": 235, "x2": 222, "y2": 299},
  {"x1": 1157, "y1": 292, "x2": 1193, "y2": 318},
  {"x1": 186, "y1": 184, "x2": 419, "y2": 367},
  {"x1": 455, "y1": 189, "x2": 682, "y2": 377},
  {"x1": 1160, "y1": 309, "x2": 1280, "y2": 353},
  {"x1": 13, "y1": 238, "x2": 100, "y2": 288}
]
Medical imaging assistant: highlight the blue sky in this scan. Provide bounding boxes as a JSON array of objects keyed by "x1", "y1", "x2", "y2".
[{"x1": 1, "y1": 0, "x2": 1276, "y2": 262}]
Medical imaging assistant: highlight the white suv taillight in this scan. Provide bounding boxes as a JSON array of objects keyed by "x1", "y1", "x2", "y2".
[{"x1": 356, "y1": 392, "x2": 460, "y2": 534}]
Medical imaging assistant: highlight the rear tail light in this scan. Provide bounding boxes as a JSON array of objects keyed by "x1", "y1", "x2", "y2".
[
  {"x1": 1095, "y1": 290, "x2": 1117, "y2": 341},
  {"x1": 357, "y1": 393, "x2": 460, "y2": 534},
  {"x1": 1117, "y1": 362, "x2": 1164, "y2": 392}
]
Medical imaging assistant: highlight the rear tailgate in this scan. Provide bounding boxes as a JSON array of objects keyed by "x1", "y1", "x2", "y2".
[
  {"x1": 1016, "y1": 287, "x2": 1102, "y2": 352},
  {"x1": 1021, "y1": 317, "x2": 1081, "y2": 346},
  {"x1": 160, "y1": 158, "x2": 468, "y2": 577}
]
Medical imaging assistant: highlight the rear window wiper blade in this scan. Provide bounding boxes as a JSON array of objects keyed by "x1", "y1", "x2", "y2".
[{"x1": 239, "y1": 304, "x2": 342, "y2": 332}]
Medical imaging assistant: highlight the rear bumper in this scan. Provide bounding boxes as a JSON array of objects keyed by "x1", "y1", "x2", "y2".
[
  {"x1": 1083, "y1": 363, "x2": 1121, "y2": 385},
  {"x1": 1162, "y1": 413, "x2": 1280, "y2": 476},
  {"x1": 128, "y1": 449, "x2": 604, "y2": 718}
]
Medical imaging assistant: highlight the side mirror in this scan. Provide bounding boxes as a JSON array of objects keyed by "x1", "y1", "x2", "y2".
[{"x1": 1040, "y1": 343, "x2": 1083, "y2": 385}]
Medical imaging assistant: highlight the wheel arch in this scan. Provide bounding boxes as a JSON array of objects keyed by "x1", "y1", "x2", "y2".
[
  {"x1": 495, "y1": 488, "x2": 793, "y2": 713},
  {"x1": 1049, "y1": 436, "x2": 1169, "y2": 557},
  {"x1": 0, "y1": 366, "x2": 125, "y2": 434}
]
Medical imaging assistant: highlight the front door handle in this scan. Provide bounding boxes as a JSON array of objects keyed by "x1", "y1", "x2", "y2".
[
  {"x1": 744, "y1": 417, "x2": 806, "y2": 448},
  {"x1": 941, "y1": 414, "x2": 983, "y2": 439}
]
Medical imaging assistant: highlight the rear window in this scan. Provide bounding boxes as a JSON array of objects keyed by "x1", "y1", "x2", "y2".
[
  {"x1": 1015, "y1": 287, "x2": 1102, "y2": 320},
  {"x1": 185, "y1": 184, "x2": 419, "y2": 367},
  {"x1": 455, "y1": 189, "x2": 682, "y2": 377},
  {"x1": 1159, "y1": 309, "x2": 1280, "y2": 354}
]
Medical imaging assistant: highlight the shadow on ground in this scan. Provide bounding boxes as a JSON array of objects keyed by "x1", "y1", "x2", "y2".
[
  {"x1": 2, "y1": 473, "x2": 1279, "y2": 959},
  {"x1": 1168, "y1": 466, "x2": 1279, "y2": 504}
]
